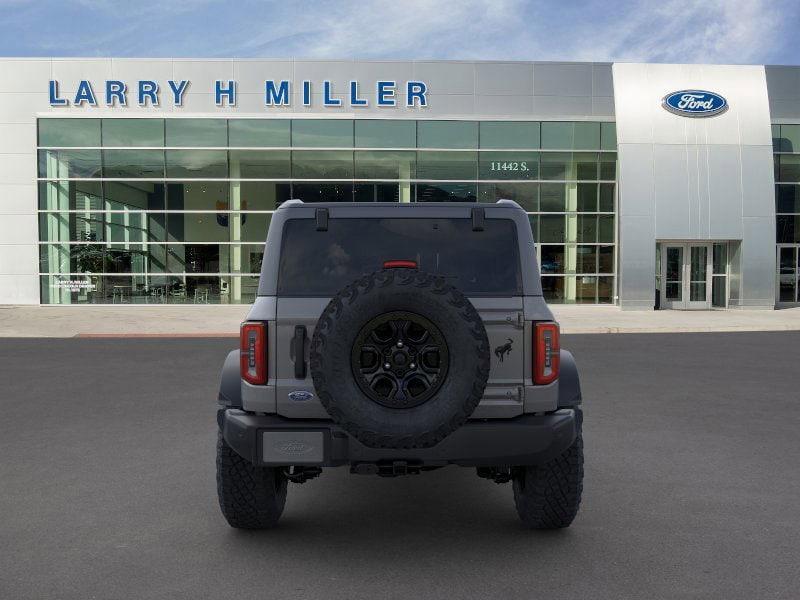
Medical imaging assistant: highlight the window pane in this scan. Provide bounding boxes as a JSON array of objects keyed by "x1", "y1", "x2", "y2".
[
  {"x1": 574, "y1": 122, "x2": 600, "y2": 150},
  {"x1": 577, "y1": 245, "x2": 597, "y2": 273},
  {"x1": 577, "y1": 215, "x2": 597, "y2": 243},
  {"x1": 239, "y1": 181, "x2": 291, "y2": 210},
  {"x1": 38, "y1": 212, "x2": 105, "y2": 243},
  {"x1": 575, "y1": 152, "x2": 598, "y2": 180},
  {"x1": 776, "y1": 215, "x2": 800, "y2": 243},
  {"x1": 541, "y1": 276, "x2": 564, "y2": 302},
  {"x1": 166, "y1": 150, "x2": 228, "y2": 178},
  {"x1": 478, "y1": 152, "x2": 539, "y2": 179},
  {"x1": 780, "y1": 125, "x2": 800, "y2": 153},
  {"x1": 713, "y1": 243, "x2": 727, "y2": 274},
  {"x1": 167, "y1": 182, "x2": 229, "y2": 211},
  {"x1": 229, "y1": 150, "x2": 290, "y2": 178},
  {"x1": 166, "y1": 275, "x2": 230, "y2": 304},
  {"x1": 106, "y1": 211, "x2": 164, "y2": 243},
  {"x1": 598, "y1": 246, "x2": 614, "y2": 273},
  {"x1": 354, "y1": 151, "x2": 416, "y2": 179},
  {"x1": 478, "y1": 182, "x2": 538, "y2": 211},
  {"x1": 479, "y1": 122, "x2": 540, "y2": 149},
  {"x1": 541, "y1": 122, "x2": 573, "y2": 150},
  {"x1": 103, "y1": 149, "x2": 164, "y2": 178},
  {"x1": 240, "y1": 212, "x2": 272, "y2": 242},
  {"x1": 778, "y1": 155, "x2": 800, "y2": 182},
  {"x1": 417, "y1": 121, "x2": 478, "y2": 149},
  {"x1": 38, "y1": 149, "x2": 102, "y2": 178},
  {"x1": 772, "y1": 124, "x2": 782, "y2": 152},
  {"x1": 779, "y1": 247, "x2": 796, "y2": 274},
  {"x1": 600, "y1": 153, "x2": 616, "y2": 180},
  {"x1": 355, "y1": 120, "x2": 415, "y2": 148},
  {"x1": 39, "y1": 119, "x2": 100, "y2": 147},
  {"x1": 291, "y1": 120, "x2": 353, "y2": 147},
  {"x1": 577, "y1": 183, "x2": 598, "y2": 211},
  {"x1": 776, "y1": 185, "x2": 800, "y2": 213},
  {"x1": 292, "y1": 150, "x2": 353, "y2": 178},
  {"x1": 105, "y1": 182, "x2": 165, "y2": 211},
  {"x1": 229, "y1": 119, "x2": 290, "y2": 147},
  {"x1": 599, "y1": 183, "x2": 615, "y2": 212},
  {"x1": 576, "y1": 275, "x2": 597, "y2": 303},
  {"x1": 354, "y1": 183, "x2": 405, "y2": 202},
  {"x1": 166, "y1": 119, "x2": 227, "y2": 147},
  {"x1": 168, "y1": 212, "x2": 232, "y2": 243},
  {"x1": 599, "y1": 215, "x2": 615, "y2": 242},
  {"x1": 105, "y1": 243, "x2": 164, "y2": 273},
  {"x1": 291, "y1": 183, "x2": 354, "y2": 202},
  {"x1": 539, "y1": 183, "x2": 566, "y2": 212},
  {"x1": 600, "y1": 123, "x2": 617, "y2": 151},
  {"x1": 540, "y1": 245, "x2": 565, "y2": 274},
  {"x1": 539, "y1": 215, "x2": 566, "y2": 243},
  {"x1": 540, "y1": 152, "x2": 570, "y2": 180},
  {"x1": 416, "y1": 151, "x2": 477, "y2": 180},
  {"x1": 416, "y1": 183, "x2": 477, "y2": 202},
  {"x1": 597, "y1": 276, "x2": 613, "y2": 303},
  {"x1": 102, "y1": 119, "x2": 164, "y2": 147},
  {"x1": 39, "y1": 181, "x2": 103, "y2": 210}
]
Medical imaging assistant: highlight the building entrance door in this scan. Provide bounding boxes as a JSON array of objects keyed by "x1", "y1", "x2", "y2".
[{"x1": 660, "y1": 243, "x2": 712, "y2": 309}]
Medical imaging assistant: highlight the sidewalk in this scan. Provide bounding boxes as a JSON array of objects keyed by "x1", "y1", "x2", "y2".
[{"x1": 2, "y1": 304, "x2": 800, "y2": 337}]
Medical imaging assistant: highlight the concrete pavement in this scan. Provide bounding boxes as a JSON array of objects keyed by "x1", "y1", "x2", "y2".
[{"x1": 2, "y1": 303, "x2": 800, "y2": 336}]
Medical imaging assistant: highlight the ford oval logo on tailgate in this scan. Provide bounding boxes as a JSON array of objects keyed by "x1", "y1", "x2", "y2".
[
  {"x1": 662, "y1": 90, "x2": 728, "y2": 117},
  {"x1": 288, "y1": 390, "x2": 314, "y2": 402},
  {"x1": 274, "y1": 441, "x2": 315, "y2": 456}
]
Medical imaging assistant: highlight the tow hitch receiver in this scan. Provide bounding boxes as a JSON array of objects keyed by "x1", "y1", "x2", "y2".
[{"x1": 351, "y1": 461, "x2": 422, "y2": 477}]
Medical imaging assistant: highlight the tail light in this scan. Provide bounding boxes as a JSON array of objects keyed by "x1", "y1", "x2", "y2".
[
  {"x1": 240, "y1": 321, "x2": 267, "y2": 385},
  {"x1": 383, "y1": 259, "x2": 418, "y2": 269},
  {"x1": 533, "y1": 322, "x2": 560, "y2": 385}
]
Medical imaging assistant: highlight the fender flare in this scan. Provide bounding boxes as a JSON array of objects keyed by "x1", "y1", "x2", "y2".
[
  {"x1": 558, "y1": 349, "x2": 582, "y2": 408},
  {"x1": 218, "y1": 349, "x2": 242, "y2": 412}
]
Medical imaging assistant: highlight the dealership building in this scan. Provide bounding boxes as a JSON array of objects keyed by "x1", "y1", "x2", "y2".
[{"x1": 0, "y1": 58, "x2": 798, "y2": 309}]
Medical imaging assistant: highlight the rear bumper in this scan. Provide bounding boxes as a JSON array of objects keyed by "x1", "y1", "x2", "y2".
[{"x1": 219, "y1": 408, "x2": 578, "y2": 468}]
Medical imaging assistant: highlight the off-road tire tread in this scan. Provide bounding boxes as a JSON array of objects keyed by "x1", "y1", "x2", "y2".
[
  {"x1": 310, "y1": 268, "x2": 490, "y2": 450},
  {"x1": 512, "y1": 412, "x2": 584, "y2": 529},
  {"x1": 216, "y1": 431, "x2": 288, "y2": 529}
]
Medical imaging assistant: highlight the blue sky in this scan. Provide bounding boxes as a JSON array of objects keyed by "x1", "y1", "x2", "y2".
[{"x1": 1, "y1": 0, "x2": 798, "y2": 65}]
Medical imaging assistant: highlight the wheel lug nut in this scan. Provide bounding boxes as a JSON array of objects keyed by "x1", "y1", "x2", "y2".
[
  {"x1": 384, "y1": 363, "x2": 391, "y2": 369},
  {"x1": 410, "y1": 363, "x2": 416, "y2": 369},
  {"x1": 397, "y1": 341, "x2": 403, "y2": 348}
]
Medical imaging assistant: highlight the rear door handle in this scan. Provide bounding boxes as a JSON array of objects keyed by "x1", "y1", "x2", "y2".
[{"x1": 293, "y1": 325, "x2": 307, "y2": 379}]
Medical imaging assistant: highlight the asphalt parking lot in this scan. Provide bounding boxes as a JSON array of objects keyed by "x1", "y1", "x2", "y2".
[{"x1": 1, "y1": 332, "x2": 799, "y2": 600}]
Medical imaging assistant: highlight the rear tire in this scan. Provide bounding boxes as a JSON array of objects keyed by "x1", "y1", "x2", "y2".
[
  {"x1": 512, "y1": 410, "x2": 584, "y2": 529},
  {"x1": 216, "y1": 431, "x2": 288, "y2": 529}
]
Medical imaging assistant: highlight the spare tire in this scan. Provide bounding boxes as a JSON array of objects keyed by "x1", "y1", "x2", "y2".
[{"x1": 310, "y1": 268, "x2": 490, "y2": 449}]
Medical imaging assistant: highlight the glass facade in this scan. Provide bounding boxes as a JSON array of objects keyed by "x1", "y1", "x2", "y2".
[
  {"x1": 37, "y1": 118, "x2": 617, "y2": 304},
  {"x1": 773, "y1": 124, "x2": 800, "y2": 304}
]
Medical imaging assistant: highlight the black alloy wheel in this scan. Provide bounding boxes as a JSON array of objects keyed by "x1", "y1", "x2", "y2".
[{"x1": 351, "y1": 311, "x2": 449, "y2": 409}]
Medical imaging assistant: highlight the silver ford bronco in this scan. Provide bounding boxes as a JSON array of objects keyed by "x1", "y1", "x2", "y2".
[{"x1": 216, "y1": 200, "x2": 583, "y2": 529}]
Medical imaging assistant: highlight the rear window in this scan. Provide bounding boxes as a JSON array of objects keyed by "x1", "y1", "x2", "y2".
[{"x1": 277, "y1": 217, "x2": 522, "y2": 296}]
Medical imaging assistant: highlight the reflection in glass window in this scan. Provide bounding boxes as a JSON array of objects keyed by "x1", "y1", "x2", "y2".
[
  {"x1": 416, "y1": 151, "x2": 477, "y2": 180},
  {"x1": 39, "y1": 119, "x2": 100, "y2": 147},
  {"x1": 166, "y1": 150, "x2": 228, "y2": 178},
  {"x1": 599, "y1": 183, "x2": 615, "y2": 212},
  {"x1": 292, "y1": 183, "x2": 354, "y2": 202},
  {"x1": 229, "y1": 119, "x2": 290, "y2": 147},
  {"x1": 355, "y1": 120, "x2": 416, "y2": 148},
  {"x1": 600, "y1": 123, "x2": 617, "y2": 151},
  {"x1": 38, "y1": 149, "x2": 102, "y2": 178},
  {"x1": 417, "y1": 121, "x2": 478, "y2": 149},
  {"x1": 541, "y1": 122, "x2": 574, "y2": 150},
  {"x1": 166, "y1": 119, "x2": 227, "y2": 147},
  {"x1": 577, "y1": 183, "x2": 598, "y2": 211},
  {"x1": 229, "y1": 150, "x2": 290, "y2": 179},
  {"x1": 577, "y1": 245, "x2": 597, "y2": 273},
  {"x1": 541, "y1": 276, "x2": 564, "y2": 302},
  {"x1": 354, "y1": 151, "x2": 415, "y2": 179},
  {"x1": 539, "y1": 215, "x2": 566, "y2": 243},
  {"x1": 575, "y1": 153, "x2": 598, "y2": 180},
  {"x1": 600, "y1": 153, "x2": 616, "y2": 180},
  {"x1": 478, "y1": 182, "x2": 538, "y2": 211},
  {"x1": 102, "y1": 119, "x2": 164, "y2": 147},
  {"x1": 167, "y1": 182, "x2": 229, "y2": 211},
  {"x1": 103, "y1": 150, "x2": 164, "y2": 178},
  {"x1": 479, "y1": 152, "x2": 539, "y2": 180},
  {"x1": 573, "y1": 122, "x2": 601, "y2": 150},
  {"x1": 540, "y1": 245, "x2": 565, "y2": 274},
  {"x1": 39, "y1": 181, "x2": 103, "y2": 210},
  {"x1": 239, "y1": 181, "x2": 291, "y2": 211},
  {"x1": 539, "y1": 183, "x2": 566, "y2": 212},
  {"x1": 416, "y1": 183, "x2": 477, "y2": 202},
  {"x1": 292, "y1": 150, "x2": 353, "y2": 179},
  {"x1": 540, "y1": 153, "x2": 570, "y2": 180},
  {"x1": 778, "y1": 155, "x2": 800, "y2": 182},
  {"x1": 105, "y1": 181, "x2": 165, "y2": 211},
  {"x1": 479, "y1": 122, "x2": 540, "y2": 149},
  {"x1": 292, "y1": 120, "x2": 353, "y2": 147}
]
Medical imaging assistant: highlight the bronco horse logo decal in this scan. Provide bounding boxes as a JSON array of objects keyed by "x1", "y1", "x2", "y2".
[{"x1": 494, "y1": 338, "x2": 513, "y2": 362}]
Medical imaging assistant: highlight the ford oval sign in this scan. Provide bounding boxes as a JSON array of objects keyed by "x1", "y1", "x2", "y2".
[{"x1": 662, "y1": 90, "x2": 728, "y2": 117}]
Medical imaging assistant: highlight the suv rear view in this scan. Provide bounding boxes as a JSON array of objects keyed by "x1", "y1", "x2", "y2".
[{"x1": 217, "y1": 200, "x2": 583, "y2": 529}]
